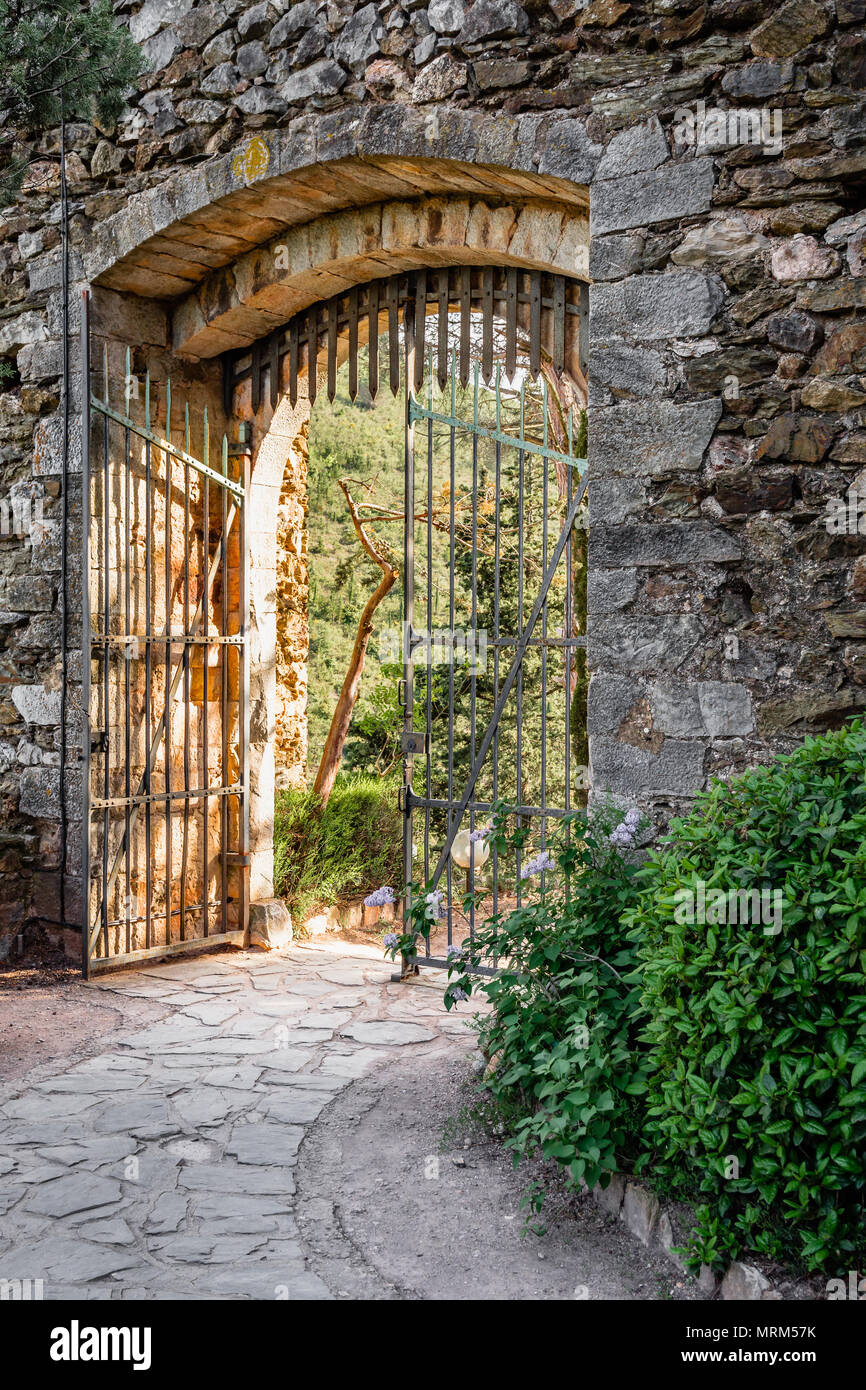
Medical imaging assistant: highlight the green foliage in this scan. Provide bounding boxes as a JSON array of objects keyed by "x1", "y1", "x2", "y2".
[
  {"x1": 0, "y1": 0, "x2": 145, "y2": 204},
  {"x1": 444, "y1": 801, "x2": 649, "y2": 1193},
  {"x1": 273, "y1": 770, "x2": 402, "y2": 924},
  {"x1": 305, "y1": 352, "x2": 404, "y2": 774},
  {"x1": 629, "y1": 720, "x2": 866, "y2": 1273},
  {"x1": 1, "y1": 0, "x2": 143, "y2": 125}
]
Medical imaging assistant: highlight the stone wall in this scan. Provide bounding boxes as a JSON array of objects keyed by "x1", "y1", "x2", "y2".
[
  {"x1": 1, "y1": 0, "x2": 864, "y2": 954},
  {"x1": 275, "y1": 418, "x2": 309, "y2": 790}
]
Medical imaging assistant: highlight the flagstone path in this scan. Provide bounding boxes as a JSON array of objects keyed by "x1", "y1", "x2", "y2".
[
  {"x1": 0, "y1": 941, "x2": 477, "y2": 1299},
  {"x1": 0, "y1": 940, "x2": 701, "y2": 1301}
]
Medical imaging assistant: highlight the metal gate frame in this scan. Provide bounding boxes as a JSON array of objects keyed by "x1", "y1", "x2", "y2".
[
  {"x1": 219, "y1": 264, "x2": 588, "y2": 979},
  {"x1": 80, "y1": 290, "x2": 250, "y2": 976},
  {"x1": 399, "y1": 285, "x2": 588, "y2": 976}
]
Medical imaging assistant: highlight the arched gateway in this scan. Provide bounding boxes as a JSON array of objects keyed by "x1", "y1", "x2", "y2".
[{"x1": 79, "y1": 133, "x2": 594, "y2": 973}]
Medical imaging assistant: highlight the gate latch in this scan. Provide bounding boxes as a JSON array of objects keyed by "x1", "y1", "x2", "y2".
[
  {"x1": 88, "y1": 730, "x2": 109, "y2": 756},
  {"x1": 401, "y1": 730, "x2": 429, "y2": 757}
]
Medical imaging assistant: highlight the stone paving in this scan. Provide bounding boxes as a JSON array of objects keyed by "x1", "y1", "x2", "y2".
[{"x1": 0, "y1": 941, "x2": 475, "y2": 1300}]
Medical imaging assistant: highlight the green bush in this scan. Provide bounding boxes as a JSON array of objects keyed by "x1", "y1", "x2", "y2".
[
  {"x1": 630, "y1": 720, "x2": 866, "y2": 1272},
  {"x1": 273, "y1": 771, "x2": 402, "y2": 924},
  {"x1": 446, "y1": 802, "x2": 649, "y2": 1192}
]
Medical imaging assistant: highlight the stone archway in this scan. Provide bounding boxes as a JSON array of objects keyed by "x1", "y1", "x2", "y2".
[
  {"x1": 84, "y1": 134, "x2": 594, "y2": 935},
  {"x1": 216, "y1": 193, "x2": 591, "y2": 908}
]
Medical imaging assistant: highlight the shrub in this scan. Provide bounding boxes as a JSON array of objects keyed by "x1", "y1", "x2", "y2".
[
  {"x1": 445, "y1": 801, "x2": 649, "y2": 1192},
  {"x1": 273, "y1": 770, "x2": 402, "y2": 924},
  {"x1": 630, "y1": 720, "x2": 866, "y2": 1273}
]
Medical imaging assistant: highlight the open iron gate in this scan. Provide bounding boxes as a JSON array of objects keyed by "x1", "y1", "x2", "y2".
[
  {"x1": 222, "y1": 263, "x2": 588, "y2": 977},
  {"x1": 80, "y1": 290, "x2": 249, "y2": 975},
  {"x1": 400, "y1": 298, "x2": 589, "y2": 976}
]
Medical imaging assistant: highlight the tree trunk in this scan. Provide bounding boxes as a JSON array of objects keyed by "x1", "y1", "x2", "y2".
[{"x1": 312, "y1": 479, "x2": 399, "y2": 804}]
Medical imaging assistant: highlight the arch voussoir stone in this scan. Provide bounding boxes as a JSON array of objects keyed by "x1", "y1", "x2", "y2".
[{"x1": 171, "y1": 194, "x2": 589, "y2": 358}]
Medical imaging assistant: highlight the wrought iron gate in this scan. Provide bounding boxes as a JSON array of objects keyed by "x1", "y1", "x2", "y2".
[
  {"x1": 221, "y1": 264, "x2": 588, "y2": 977},
  {"x1": 80, "y1": 291, "x2": 249, "y2": 975},
  {"x1": 399, "y1": 276, "x2": 589, "y2": 975}
]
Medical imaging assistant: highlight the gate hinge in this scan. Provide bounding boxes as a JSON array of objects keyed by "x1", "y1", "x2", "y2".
[
  {"x1": 227, "y1": 422, "x2": 252, "y2": 457},
  {"x1": 401, "y1": 730, "x2": 428, "y2": 757}
]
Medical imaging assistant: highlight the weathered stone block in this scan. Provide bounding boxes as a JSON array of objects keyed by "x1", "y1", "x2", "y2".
[
  {"x1": 457, "y1": 0, "x2": 529, "y2": 45},
  {"x1": 587, "y1": 673, "x2": 638, "y2": 735},
  {"x1": 588, "y1": 614, "x2": 706, "y2": 674},
  {"x1": 587, "y1": 567, "x2": 638, "y2": 615},
  {"x1": 771, "y1": 234, "x2": 840, "y2": 282},
  {"x1": 649, "y1": 682, "x2": 704, "y2": 737},
  {"x1": 11, "y1": 686, "x2": 62, "y2": 726},
  {"x1": 537, "y1": 118, "x2": 603, "y2": 184},
  {"x1": 621, "y1": 1182, "x2": 660, "y2": 1246},
  {"x1": 671, "y1": 216, "x2": 768, "y2": 267},
  {"x1": 589, "y1": 399, "x2": 723, "y2": 478},
  {"x1": 590, "y1": 736, "x2": 706, "y2": 796},
  {"x1": 590, "y1": 344, "x2": 665, "y2": 399},
  {"x1": 428, "y1": 0, "x2": 465, "y2": 34},
  {"x1": 750, "y1": 0, "x2": 828, "y2": 60},
  {"x1": 591, "y1": 159, "x2": 714, "y2": 236},
  {"x1": 589, "y1": 477, "x2": 647, "y2": 525},
  {"x1": 281, "y1": 60, "x2": 347, "y2": 104},
  {"x1": 591, "y1": 271, "x2": 724, "y2": 343},
  {"x1": 595, "y1": 116, "x2": 669, "y2": 181},
  {"x1": 18, "y1": 767, "x2": 82, "y2": 821},
  {"x1": 720, "y1": 1261, "x2": 771, "y2": 1300},
  {"x1": 589, "y1": 232, "x2": 644, "y2": 283},
  {"x1": 592, "y1": 522, "x2": 741, "y2": 568},
  {"x1": 334, "y1": 3, "x2": 382, "y2": 72},
  {"x1": 594, "y1": 1172, "x2": 626, "y2": 1216},
  {"x1": 249, "y1": 897, "x2": 293, "y2": 949},
  {"x1": 698, "y1": 681, "x2": 755, "y2": 736}
]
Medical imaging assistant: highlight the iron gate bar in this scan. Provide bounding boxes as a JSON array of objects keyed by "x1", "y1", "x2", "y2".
[
  {"x1": 427, "y1": 480, "x2": 587, "y2": 903},
  {"x1": 401, "y1": 285, "x2": 415, "y2": 919},
  {"x1": 407, "y1": 400, "x2": 584, "y2": 474},
  {"x1": 79, "y1": 292, "x2": 92, "y2": 978},
  {"x1": 89, "y1": 395, "x2": 245, "y2": 501},
  {"x1": 222, "y1": 266, "x2": 587, "y2": 411},
  {"x1": 402, "y1": 321, "x2": 588, "y2": 975},
  {"x1": 81, "y1": 290, "x2": 249, "y2": 974},
  {"x1": 91, "y1": 489, "x2": 241, "y2": 950}
]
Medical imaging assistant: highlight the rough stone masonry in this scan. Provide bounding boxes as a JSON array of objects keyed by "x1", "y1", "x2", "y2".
[{"x1": 0, "y1": 0, "x2": 864, "y2": 956}]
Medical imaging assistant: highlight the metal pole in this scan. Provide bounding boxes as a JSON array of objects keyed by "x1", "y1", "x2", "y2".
[
  {"x1": 59, "y1": 91, "x2": 69, "y2": 934},
  {"x1": 240, "y1": 447, "x2": 251, "y2": 945},
  {"x1": 400, "y1": 280, "x2": 416, "y2": 979},
  {"x1": 79, "y1": 290, "x2": 91, "y2": 978}
]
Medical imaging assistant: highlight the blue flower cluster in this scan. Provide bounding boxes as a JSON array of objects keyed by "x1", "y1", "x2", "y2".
[
  {"x1": 520, "y1": 849, "x2": 557, "y2": 880},
  {"x1": 608, "y1": 807, "x2": 641, "y2": 848},
  {"x1": 364, "y1": 885, "x2": 396, "y2": 907}
]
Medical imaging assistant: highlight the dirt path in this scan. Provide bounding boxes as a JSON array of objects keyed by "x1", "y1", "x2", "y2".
[{"x1": 295, "y1": 1039, "x2": 702, "y2": 1301}]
